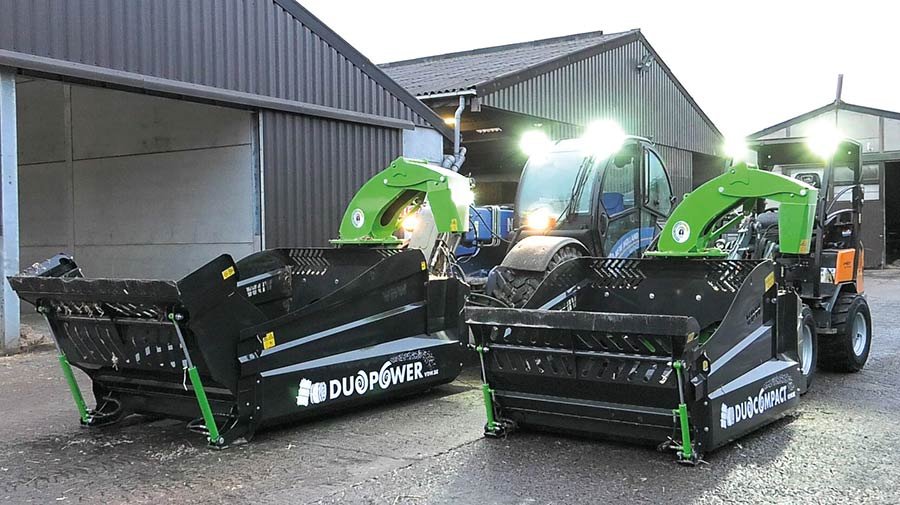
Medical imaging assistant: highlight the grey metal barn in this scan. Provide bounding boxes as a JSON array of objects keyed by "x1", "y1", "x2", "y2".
[
  {"x1": 381, "y1": 30, "x2": 725, "y2": 204},
  {"x1": 0, "y1": 0, "x2": 451, "y2": 350}
]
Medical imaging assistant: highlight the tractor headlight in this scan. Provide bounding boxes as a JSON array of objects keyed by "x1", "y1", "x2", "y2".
[
  {"x1": 523, "y1": 207, "x2": 556, "y2": 231},
  {"x1": 401, "y1": 214, "x2": 420, "y2": 233}
]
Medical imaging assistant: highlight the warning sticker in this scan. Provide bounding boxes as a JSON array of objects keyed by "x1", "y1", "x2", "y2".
[
  {"x1": 765, "y1": 272, "x2": 775, "y2": 291},
  {"x1": 221, "y1": 266, "x2": 236, "y2": 280},
  {"x1": 262, "y1": 332, "x2": 276, "y2": 350}
]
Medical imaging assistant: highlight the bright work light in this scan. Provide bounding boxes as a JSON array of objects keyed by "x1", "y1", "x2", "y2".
[
  {"x1": 806, "y1": 122, "x2": 843, "y2": 159},
  {"x1": 519, "y1": 130, "x2": 553, "y2": 158},
  {"x1": 723, "y1": 136, "x2": 749, "y2": 162},
  {"x1": 582, "y1": 120, "x2": 626, "y2": 158}
]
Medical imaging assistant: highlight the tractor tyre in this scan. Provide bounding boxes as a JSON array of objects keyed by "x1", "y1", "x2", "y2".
[
  {"x1": 491, "y1": 246, "x2": 583, "y2": 308},
  {"x1": 819, "y1": 293, "x2": 872, "y2": 372},
  {"x1": 799, "y1": 305, "x2": 818, "y2": 393}
]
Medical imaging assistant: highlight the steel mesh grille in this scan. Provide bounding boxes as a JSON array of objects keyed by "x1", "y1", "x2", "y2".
[
  {"x1": 49, "y1": 300, "x2": 166, "y2": 320},
  {"x1": 287, "y1": 249, "x2": 330, "y2": 276},
  {"x1": 58, "y1": 318, "x2": 185, "y2": 371},
  {"x1": 589, "y1": 258, "x2": 646, "y2": 290},
  {"x1": 704, "y1": 261, "x2": 754, "y2": 293}
]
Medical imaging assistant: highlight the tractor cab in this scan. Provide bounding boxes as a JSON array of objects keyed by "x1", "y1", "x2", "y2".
[
  {"x1": 747, "y1": 137, "x2": 864, "y2": 304},
  {"x1": 481, "y1": 124, "x2": 676, "y2": 308},
  {"x1": 513, "y1": 133, "x2": 674, "y2": 258}
]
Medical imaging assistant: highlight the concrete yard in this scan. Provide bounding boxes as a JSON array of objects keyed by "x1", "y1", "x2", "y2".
[{"x1": 1, "y1": 270, "x2": 899, "y2": 504}]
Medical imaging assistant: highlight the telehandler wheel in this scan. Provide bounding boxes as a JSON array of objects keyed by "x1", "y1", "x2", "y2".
[
  {"x1": 491, "y1": 246, "x2": 583, "y2": 308},
  {"x1": 819, "y1": 293, "x2": 872, "y2": 372},
  {"x1": 799, "y1": 306, "x2": 817, "y2": 393}
]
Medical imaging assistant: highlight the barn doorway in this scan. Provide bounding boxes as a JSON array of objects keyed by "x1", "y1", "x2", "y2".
[{"x1": 886, "y1": 161, "x2": 900, "y2": 266}]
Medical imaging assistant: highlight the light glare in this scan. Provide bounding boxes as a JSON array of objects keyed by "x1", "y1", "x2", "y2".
[
  {"x1": 723, "y1": 136, "x2": 752, "y2": 163},
  {"x1": 524, "y1": 207, "x2": 555, "y2": 231},
  {"x1": 806, "y1": 122, "x2": 843, "y2": 159},
  {"x1": 519, "y1": 130, "x2": 553, "y2": 158},
  {"x1": 401, "y1": 214, "x2": 420, "y2": 232},
  {"x1": 582, "y1": 120, "x2": 626, "y2": 158}
]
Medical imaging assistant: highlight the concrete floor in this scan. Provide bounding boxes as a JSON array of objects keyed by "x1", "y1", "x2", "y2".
[{"x1": 1, "y1": 270, "x2": 899, "y2": 504}]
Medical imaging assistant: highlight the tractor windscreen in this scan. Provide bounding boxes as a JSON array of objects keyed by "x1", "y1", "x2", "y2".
[{"x1": 517, "y1": 149, "x2": 597, "y2": 225}]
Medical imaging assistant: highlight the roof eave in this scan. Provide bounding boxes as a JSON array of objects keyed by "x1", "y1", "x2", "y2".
[
  {"x1": 468, "y1": 31, "x2": 723, "y2": 142},
  {"x1": 748, "y1": 102, "x2": 837, "y2": 139},
  {"x1": 415, "y1": 89, "x2": 477, "y2": 100},
  {"x1": 474, "y1": 31, "x2": 640, "y2": 96}
]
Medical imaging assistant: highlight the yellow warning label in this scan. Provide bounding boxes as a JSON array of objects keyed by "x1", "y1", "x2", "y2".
[
  {"x1": 799, "y1": 239, "x2": 810, "y2": 254},
  {"x1": 221, "y1": 266, "x2": 236, "y2": 280},
  {"x1": 702, "y1": 360, "x2": 709, "y2": 372},
  {"x1": 262, "y1": 332, "x2": 276, "y2": 350},
  {"x1": 765, "y1": 272, "x2": 775, "y2": 291},
  {"x1": 450, "y1": 219, "x2": 458, "y2": 232},
  {"x1": 421, "y1": 261, "x2": 428, "y2": 271}
]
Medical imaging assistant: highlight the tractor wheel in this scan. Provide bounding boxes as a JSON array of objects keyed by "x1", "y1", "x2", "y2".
[
  {"x1": 819, "y1": 293, "x2": 872, "y2": 372},
  {"x1": 799, "y1": 305, "x2": 817, "y2": 393},
  {"x1": 491, "y1": 246, "x2": 583, "y2": 308}
]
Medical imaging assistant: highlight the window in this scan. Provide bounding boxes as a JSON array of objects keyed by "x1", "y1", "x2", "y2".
[
  {"x1": 644, "y1": 151, "x2": 672, "y2": 215},
  {"x1": 517, "y1": 150, "x2": 596, "y2": 220},
  {"x1": 861, "y1": 164, "x2": 879, "y2": 182},
  {"x1": 599, "y1": 150, "x2": 636, "y2": 216}
]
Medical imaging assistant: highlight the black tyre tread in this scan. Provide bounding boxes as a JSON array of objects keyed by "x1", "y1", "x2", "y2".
[
  {"x1": 819, "y1": 293, "x2": 871, "y2": 373},
  {"x1": 491, "y1": 246, "x2": 582, "y2": 308}
]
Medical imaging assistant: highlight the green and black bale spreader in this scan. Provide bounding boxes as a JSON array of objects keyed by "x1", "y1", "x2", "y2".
[
  {"x1": 10, "y1": 158, "x2": 474, "y2": 447},
  {"x1": 468, "y1": 136, "x2": 872, "y2": 463}
]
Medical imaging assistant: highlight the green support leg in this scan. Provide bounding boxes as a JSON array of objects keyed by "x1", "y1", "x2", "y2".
[
  {"x1": 187, "y1": 366, "x2": 221, "y2": 445},
  {"x1": 58, "y1": 354, "x2": 90, "y2": 424},
  {"x1": 481, "y1": 383, "x2": 497, "y2": 432},
  {"x1": 673, "y1": 361, "x2": 693, "y2": 461},
  {"x1": 676, "y1": 403, "x2": 692, "y2": 460},
  {"x1": 476, "y1": 346, "x2": 501, "y2": 435}
]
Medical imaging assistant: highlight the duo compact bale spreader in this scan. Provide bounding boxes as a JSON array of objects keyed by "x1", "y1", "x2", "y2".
[
  {"x1": 467, "y1": 136, "x2": 872, "y2": 463},
  {"x1": 10, "y1": 157, "x2": 474, "y2": 447}
]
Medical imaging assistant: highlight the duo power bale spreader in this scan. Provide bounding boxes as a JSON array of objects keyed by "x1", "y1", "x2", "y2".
[
  {"x1": 467, "y1": 136, "x2": 872, "y2": 463},
  {"x1": 10, "y1": 158, "x2": 474, "y2": 447}
]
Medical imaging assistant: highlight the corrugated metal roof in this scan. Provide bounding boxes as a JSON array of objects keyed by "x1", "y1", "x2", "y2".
[
  {"x1": 0, "y1": 0, "x2": 452, "y2": 138},
  {"x1": 380, "y1": 30, "x2": 636, "y2": 97}
]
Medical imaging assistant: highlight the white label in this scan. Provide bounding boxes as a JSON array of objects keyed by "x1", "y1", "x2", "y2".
[
  {"x1": 719, "y1": 381, "x2": 796, "y2": 430},
  {"x1": 351, "y1": 209, "x2": 365, "y2": 229},
  {"x1": 295, "y1": 355, "x2": 439, "y2": 408},
  {"x1": 672, "y1": 221, "x2": 691, "y2": 244}
]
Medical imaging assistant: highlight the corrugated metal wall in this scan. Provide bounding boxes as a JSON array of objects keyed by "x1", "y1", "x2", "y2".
[
  {"x1": 262, "y1": 111, "x2": 402, "y2": 246},
  {"x1": 0, "y1": 0, "x2": 427, "y2": 125},
  {"x1": 481, "y1": 40, "x2": 720, "y2": 157},
  {"x1": 654, "y1": 145, "x2": 693, "y2": 199}
]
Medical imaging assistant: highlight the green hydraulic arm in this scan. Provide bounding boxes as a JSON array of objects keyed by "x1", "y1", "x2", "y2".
[
  {"x1": 332, "y1": 157, "x2": 473, "y2": 246},
  {"x1": 651, "y1": 161, "x2": 819, "y2": 257}
]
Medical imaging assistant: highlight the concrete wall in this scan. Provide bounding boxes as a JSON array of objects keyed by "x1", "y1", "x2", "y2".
[{"x1": 17, "y1": 79, "x2": 258, "y2": 279}]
